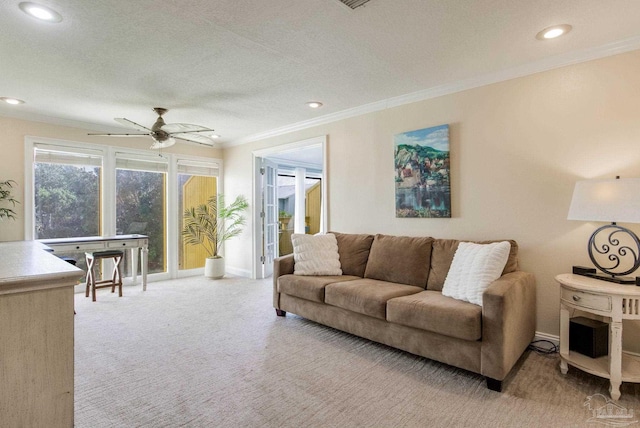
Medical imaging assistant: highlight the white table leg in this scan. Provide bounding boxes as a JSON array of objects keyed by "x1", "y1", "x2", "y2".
[
  {"x1": 141, "y1": 246, "x2": 148, "y2": 291},
  {"x1": 130, "y1": 248, "x2": 139, "y2": 284},
  {"x1": 559, "y1": 303, "x2": 569, "y2": 374},
  {"x1": 609, "y1": 320, "x2": 623, "y2": 400}
]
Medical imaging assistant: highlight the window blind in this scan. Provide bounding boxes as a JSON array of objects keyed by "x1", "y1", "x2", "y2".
[
  {"x1": 34, "y1": 144, "x2": 103, "y2": 167},
  {"x1": 115, "y1": 152, "x2": 168, "y2": 173},
  {"x1": 177, "y1": 159, "x2": 220, "y2": 177}
]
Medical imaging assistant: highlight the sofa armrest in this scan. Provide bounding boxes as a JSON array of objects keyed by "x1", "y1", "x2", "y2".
[
  {"x1": 273, "y1": 254, "x2": 295, "y2": 309},
  {"x1": 480, "y1": 270, "x2": 536, "y2": 381}
]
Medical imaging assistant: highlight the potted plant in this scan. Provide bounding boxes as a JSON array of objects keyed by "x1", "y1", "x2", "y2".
[
  {"x1": 182, "y1": 194, "x2": 249, "y2": 278},
  {"x1": 279, "y1": 210, "x2": 292, "y2": 230},
  {"x1": 0, "y1": 180, "x2": 19, "y2": 221}
]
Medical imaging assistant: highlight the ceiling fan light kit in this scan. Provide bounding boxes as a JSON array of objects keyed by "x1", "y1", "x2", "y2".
[{"x1": 88, "y1": 107, "x2": 217, "y2": 149}]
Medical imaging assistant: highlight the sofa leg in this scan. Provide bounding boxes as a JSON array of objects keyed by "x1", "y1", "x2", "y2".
[
  {"x1": 486, "y1": 377, "x2": 502, "y2": 392},
  {"x1": 275, "y1": 309, "x2": 286, "y2": 317}
]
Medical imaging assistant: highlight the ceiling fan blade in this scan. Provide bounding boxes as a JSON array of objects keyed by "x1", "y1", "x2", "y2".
[
  {"x1": 88, "y1": 132, "x2": 150, "y2": 137},
  {"x1": 161, "y1": 123, "x2": 212, "y2": 134},
  {"x1": 115, "y1": 117, "x2": 151, "y2": 132},
  {"x1": 172, "y1": 133, "x2": 217, "y2": 146},
  {"x1": 150, "y1": 137, "x2": 176, "y2": 149}
]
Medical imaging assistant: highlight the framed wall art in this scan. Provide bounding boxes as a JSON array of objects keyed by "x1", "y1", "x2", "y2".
[{"x1": 394, "y1": 124, "x2": 450, "y2": 218}]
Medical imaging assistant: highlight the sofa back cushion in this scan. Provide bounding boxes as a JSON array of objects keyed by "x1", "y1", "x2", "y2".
[
  {"x1": 364, "y1": 234, "x2": 433, "y2": 287},
  {"x1": 331, "y1": 232, "x2": 375, "y2": 277},
  {"x1": 426, "y1": 239, "x2": 519, "y2": 291}
]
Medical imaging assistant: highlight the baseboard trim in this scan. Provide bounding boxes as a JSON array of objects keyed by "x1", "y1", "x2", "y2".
[
  {"x1": 225, "y1": 266, "x2": 251, "y2": 278},
  {"x1": 534, "y1": 331, "x2": 559, "y2": 346}
]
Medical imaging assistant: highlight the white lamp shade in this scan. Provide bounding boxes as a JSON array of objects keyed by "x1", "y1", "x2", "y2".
[{"x1": 568, "y1": 178, "x2": 640, "y2": 223}]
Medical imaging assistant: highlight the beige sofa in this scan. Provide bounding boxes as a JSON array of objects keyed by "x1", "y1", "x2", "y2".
[{"x1": 273, "y1": 232, "x2": 536, "y2": 391}]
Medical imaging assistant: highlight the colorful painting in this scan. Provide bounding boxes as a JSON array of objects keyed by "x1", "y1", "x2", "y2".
[{"x1": 394, "y1": 124, "x2": 450, "y2": 218}]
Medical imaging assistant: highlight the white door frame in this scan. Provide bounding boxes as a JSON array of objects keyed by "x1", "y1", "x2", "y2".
[{"x1": 251, "y1": 135, "x2": 328, "y2": 279}]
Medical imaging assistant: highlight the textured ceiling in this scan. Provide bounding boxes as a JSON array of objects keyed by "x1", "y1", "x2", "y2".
[{"x1": 1, "y1": 0, "x2": 640, "y2": 147}]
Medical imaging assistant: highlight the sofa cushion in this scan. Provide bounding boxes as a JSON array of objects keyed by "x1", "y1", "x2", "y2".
[
  {"x1": 331, "y1": 232, "x2": 374, "y2": 277},
  {"x1": 325, "y1": 278, "x2": 423, "y2": 320},
  {"x1": 387, "y1": 290, "x2": 482, "y2": 341},
  {"x1": 427, "y1": 239, "x2": 519, "y2": 291},
  {"x1": 292, "y1": 233, "x2": 342, "y2": 276},
  {"x1": 442, "y1": 241, "x2": 511, "y2": 306},
  {"x1": 278, "y1": 274, "x2": 360, "y2": 303},
  {"x1": 363, "y1": 234, "x2": 433, "y2": 287}
]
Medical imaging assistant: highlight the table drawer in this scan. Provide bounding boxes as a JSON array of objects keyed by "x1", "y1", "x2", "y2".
[
  {"x1": 50, "y1": 242, "x2": 107, "y2": 252},
  {"x1": 107, "y1": 240, "x2": 141, "y2": 249},
  {"x1": 562, "y1": 288, "x2": 611, "y2": 312}
]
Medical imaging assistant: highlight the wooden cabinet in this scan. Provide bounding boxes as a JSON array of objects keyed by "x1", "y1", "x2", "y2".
[
  {"x1": 557, "y1": 273, "x2": 640, "y2": 400},
  {"x1": 0, "y1": 241, "x2": 83, "y2": 427}
]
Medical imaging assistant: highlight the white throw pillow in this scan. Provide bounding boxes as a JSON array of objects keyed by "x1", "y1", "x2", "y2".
[
  {"x1": 442, "y1": 241, "x2": 511, "y2": 306},
  {"x1": 292, "y1": 233, "x2": 342, "y2": 276}
]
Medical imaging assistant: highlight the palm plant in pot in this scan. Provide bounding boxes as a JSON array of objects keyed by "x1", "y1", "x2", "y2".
[
  {"x1": 182, "y1": 194, "x2": 249, "y2": 279},
  {"x1": 0, "y1": 180, "x2": 19, "y2": 221}
]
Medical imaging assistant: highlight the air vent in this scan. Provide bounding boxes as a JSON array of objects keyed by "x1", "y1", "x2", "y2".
[{"x1": 337, "y1": 0, "x2": 373, "y2": 9}]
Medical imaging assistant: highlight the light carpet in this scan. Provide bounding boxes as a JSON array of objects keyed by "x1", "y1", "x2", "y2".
[{"x1": 74, "y1": 276, "x2": 640, "y2": 427}]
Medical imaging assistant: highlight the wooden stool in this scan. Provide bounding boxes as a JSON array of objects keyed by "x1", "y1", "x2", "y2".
[{"x1": 85, "y1": 250, "x2": 124, "y2": 302}]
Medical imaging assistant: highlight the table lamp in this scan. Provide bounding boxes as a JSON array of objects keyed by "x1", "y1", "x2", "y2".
[{"x1": 567, "y1": 176, "x2": 640, "y2": 284}]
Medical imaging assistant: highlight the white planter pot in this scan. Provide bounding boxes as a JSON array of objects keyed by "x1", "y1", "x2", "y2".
[{"x1": 204, "y1": 257, "x2": 225, "y2": 279}]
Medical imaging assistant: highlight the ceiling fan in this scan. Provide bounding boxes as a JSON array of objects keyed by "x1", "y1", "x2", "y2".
[{"x1": 88, "y1": 107, "x2": 217, "y2": 149}]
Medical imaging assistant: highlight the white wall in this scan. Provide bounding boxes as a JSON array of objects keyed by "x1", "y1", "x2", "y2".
[{"x1": 223, "y1": 50, "x2": 640, "y2": 344}]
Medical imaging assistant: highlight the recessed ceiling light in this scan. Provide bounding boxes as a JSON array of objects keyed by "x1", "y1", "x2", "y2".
[
  {"x1": 19, "y1": 2, "x2": 63, "y2": 23},
  {"x1": 211, "y1": 134, "x2": 221, "y2": 139},
  {"x1": 306, "y1": 101, "x2": 323, "y2": 109},
  {"x1": 536, "y1": 24, "x2": 572, "y2": 40},
  {"x1": 0, "y1": 97, "x2": 26, "y2": 105}
]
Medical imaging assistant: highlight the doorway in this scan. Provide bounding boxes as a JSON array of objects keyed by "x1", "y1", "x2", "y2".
[
  {"x1": 276, "y1": 173, "x2": 322, "y2": 256},
  {"x1": 252, "y1": 136, "x2": 327, "y2": 279}
]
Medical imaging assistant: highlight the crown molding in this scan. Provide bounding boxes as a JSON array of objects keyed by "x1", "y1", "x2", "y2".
[{"x1": 227, "y1": 36, "x2": 640, "y2": 148}]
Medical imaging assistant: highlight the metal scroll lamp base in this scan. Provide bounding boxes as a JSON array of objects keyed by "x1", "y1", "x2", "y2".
[{"x1": 572, "y1": 223, "x2": 640, "y2": 285}]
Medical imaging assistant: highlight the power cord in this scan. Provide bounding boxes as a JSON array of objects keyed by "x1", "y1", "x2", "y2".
[{"x1": 528, "y1": 339, "x2": 559, "y2": 356}]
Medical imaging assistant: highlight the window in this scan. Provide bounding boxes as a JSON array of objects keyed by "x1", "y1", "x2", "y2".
[
  {"x1": 33, "y1": 146, "x2": 102, "y2": 239},
  {"x1": 32, "y1": 145, "x2": 103, "y2": 272},
  {"x1": 25, "y1": 138, "x2": 222, "y2": 280},
  {"x1": 177, "y1": 160, "x2": 219, "y2": 271},
  {"x1": 116, "y1": 153, "x2": 168, "y2": 274}
]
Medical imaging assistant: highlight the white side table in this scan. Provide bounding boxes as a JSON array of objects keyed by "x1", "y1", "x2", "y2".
[{"x1": 556, "y1": 273, "x2": 640, "y2": 400}]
